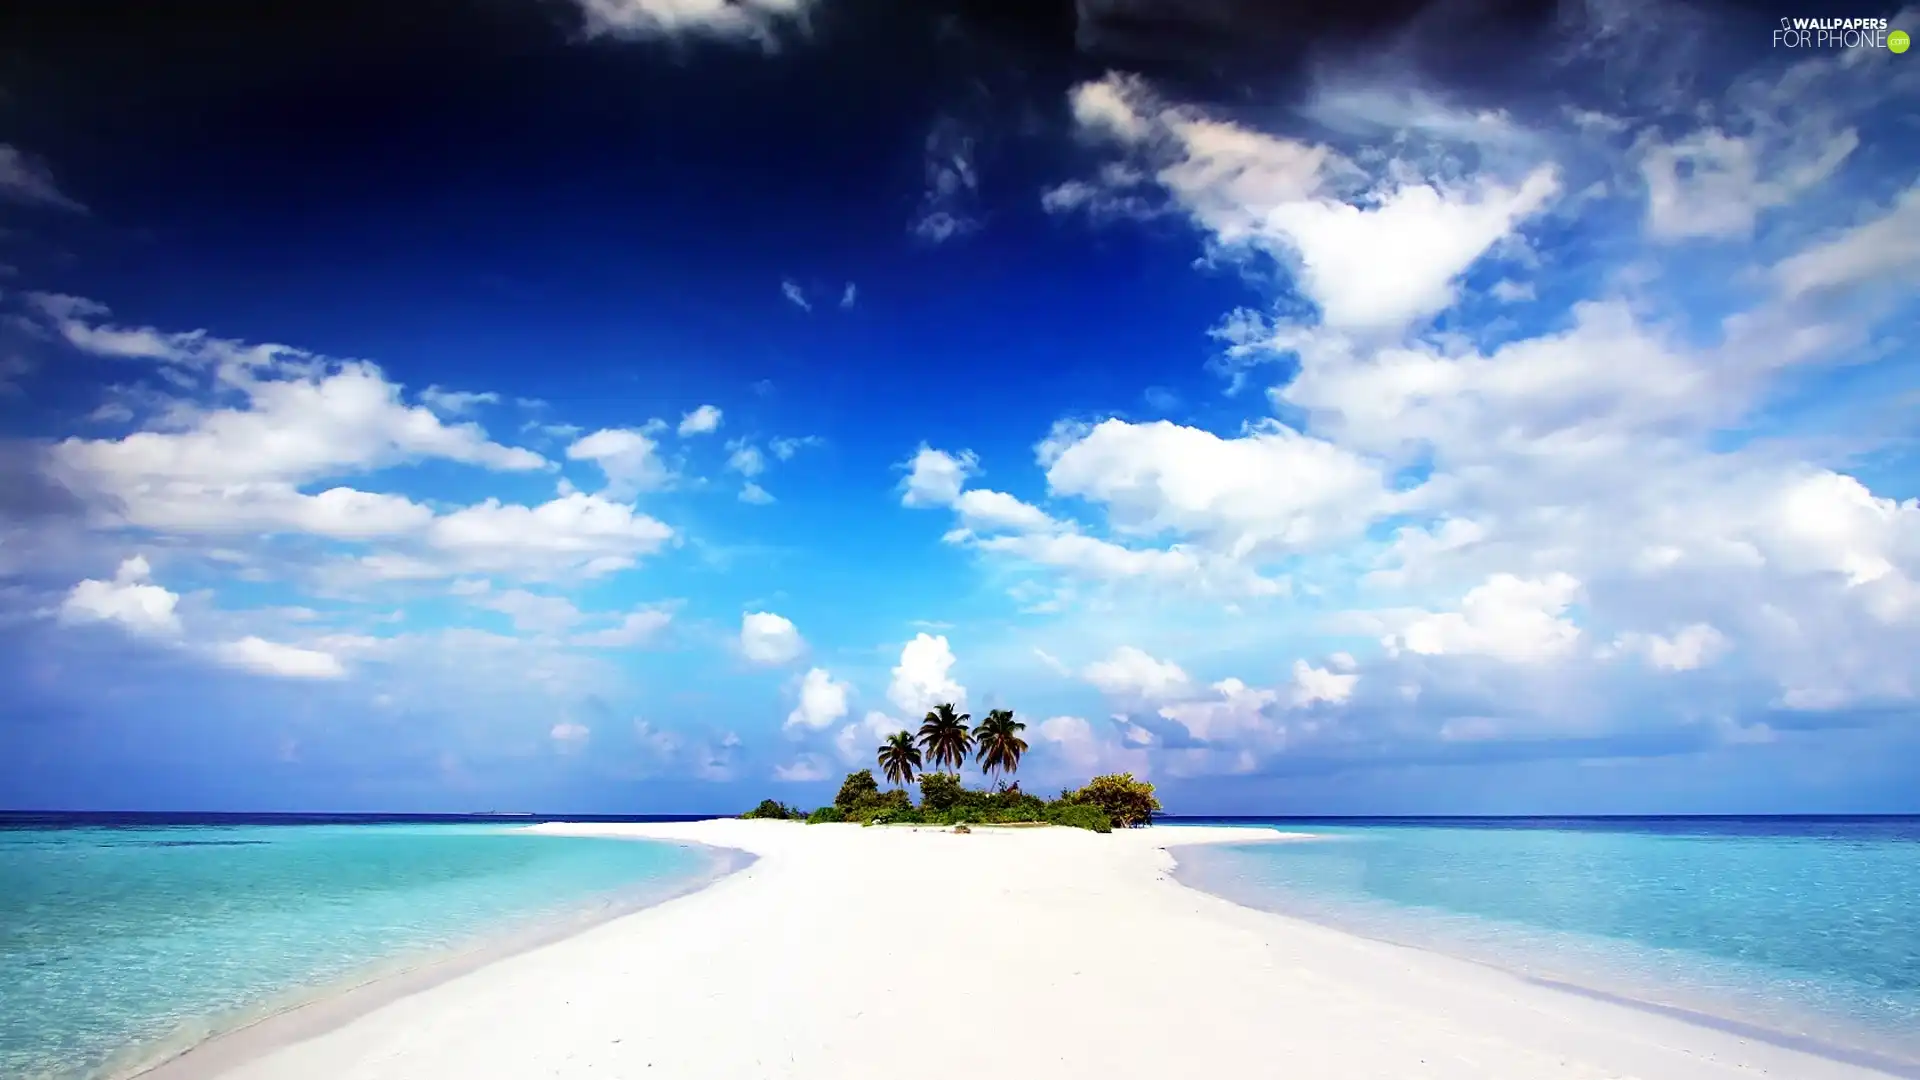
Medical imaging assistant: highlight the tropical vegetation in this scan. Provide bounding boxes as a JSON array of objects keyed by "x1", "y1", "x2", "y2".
[
  {"x1": 737, "y1": 702, "x2": 1161, "y2": 833},
  {"x1": 876, "y1": 730, "x2": 922, "y2": 788},
  {"x1": 916, "y1": 703, "x2": 975, "y2": 772},
  {"x1": 740, "y1": 798, "x2": 802, "y2": 820}
]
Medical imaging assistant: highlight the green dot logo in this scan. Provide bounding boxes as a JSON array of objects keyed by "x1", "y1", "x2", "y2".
[{"x1": 1892, "y1": 29, "x2": 1912, "y2": 53}]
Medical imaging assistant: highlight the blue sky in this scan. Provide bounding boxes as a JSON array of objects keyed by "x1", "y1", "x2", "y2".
[{"x1": 2, "y1": 0, "x2": 1918, "y2": 814}]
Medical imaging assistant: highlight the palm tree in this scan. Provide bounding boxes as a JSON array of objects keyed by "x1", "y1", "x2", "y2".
[
  {"x1": 876, "y1": 731, "x2": 922, "y2": 789},
  {"x1": 916, "y1": 702, "x2": 974, "y2": 774},
  {"x1": 973, "y1": 709, "x2": 1028, "y2": 789}
]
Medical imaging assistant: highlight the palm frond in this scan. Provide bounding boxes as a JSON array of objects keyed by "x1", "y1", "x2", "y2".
[
  {"x1": 971, "y1": 708, "x2": 1027, "y2": 783},
  {"x1": 876, "y1": 730, "x2": 922, "y2": 788}
]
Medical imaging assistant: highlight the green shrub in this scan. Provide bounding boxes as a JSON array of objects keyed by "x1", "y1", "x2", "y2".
[
  {"x1": 843, "y1": 789, "x2": 911, "y2": 823},
  {"x1": 862, "y1": 806, "x2": 926, "y2": 826},
  {"x1": 1045, "y1": 802, "x2": 1113, "y2": 833},
  {"x1": 917, "y1": 771, "x2": 964, "y2": 812},
  {"x1": 834, "y1": 769, "x2": 881, "y2": 812},
  {"x1": 1063, "y1": 773, "x2": 1160, "y2": 828},
  {"x1": 985, "y1": 785, "x2": 1047, "y2": 821},
  {"x1": 740, "y1": 799, "x2": 800, "y2": 820},
  {"x1": 805, "y1": 805, "x2": 846, "y2": 824}
]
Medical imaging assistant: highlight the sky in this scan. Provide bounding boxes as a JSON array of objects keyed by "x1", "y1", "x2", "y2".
[{"x1": 2, "y1": 0, "x2": 1917, "y2": 816}]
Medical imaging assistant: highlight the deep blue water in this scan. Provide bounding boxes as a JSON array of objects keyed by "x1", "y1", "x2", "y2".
[
  {"x1": 0, "y1": 814, "x2": 725, "y2": 1080},
  {"x1": 1169, "y1": 815, "x2": 1920, "y2": 1067}
]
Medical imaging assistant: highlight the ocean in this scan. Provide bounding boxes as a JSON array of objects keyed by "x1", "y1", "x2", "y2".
[
  {"x1": 1167, "y1": 816, "x2": 1920, "y2": 1072},
  {"x1": 0, "y1": 813, "x2": 730, "y2": 1080}
]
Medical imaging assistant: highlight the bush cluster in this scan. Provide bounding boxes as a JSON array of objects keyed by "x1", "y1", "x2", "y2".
[
  {"x1": 741, "y1": 770, "x2": 1161, "y2": 834},
  {"x1": 739, "y1": 798, "x2": 803, "y2": 821},
  {"x1": 1056, "y1": 773, "x2": 1161, "y2": 829}
]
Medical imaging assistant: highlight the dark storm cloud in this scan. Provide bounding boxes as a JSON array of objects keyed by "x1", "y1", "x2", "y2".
[{"x1": 1071, "y1": 0, "x2": 1565, "y2": 104}]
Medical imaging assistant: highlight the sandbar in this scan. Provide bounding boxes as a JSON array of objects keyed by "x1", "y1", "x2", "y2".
[{"x1": 170, "y1": 819, "x2": 1908, "y2": 1080}]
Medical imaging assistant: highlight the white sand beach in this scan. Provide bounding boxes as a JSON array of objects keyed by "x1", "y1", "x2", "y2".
[{"x1": 166, "y1": 820, "x2": 1904, "y2": 1080}]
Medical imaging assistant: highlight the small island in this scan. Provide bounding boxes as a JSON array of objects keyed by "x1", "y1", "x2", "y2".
[{"x1": 736, "y1": 703, "x2": 1158, "y2": 832}]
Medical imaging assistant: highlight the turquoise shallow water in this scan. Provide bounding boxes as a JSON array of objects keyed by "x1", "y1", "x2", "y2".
[
  {"x1": 0, "y1": 820, "x2": 718, "y2": 1080},
  {"x1": 1170, "y1": 818, "x2": 1920, "y2": 1069}
]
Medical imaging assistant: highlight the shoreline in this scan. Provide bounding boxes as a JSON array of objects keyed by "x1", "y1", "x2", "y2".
[
  {"x1": 131, "y1": 820, "x2": 1913, "y2": 1080},
  {"x1": 126, "y1": 840, "x2": 753, "y2": 1080},
  {"x1": 1164, "y1": 839, "x2": 1920, "y2": 1079}
]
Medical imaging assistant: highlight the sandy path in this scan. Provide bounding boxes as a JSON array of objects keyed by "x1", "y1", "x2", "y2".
[{"x1": 179, "y1": 820, "x2": 1903, "y2": 1080}]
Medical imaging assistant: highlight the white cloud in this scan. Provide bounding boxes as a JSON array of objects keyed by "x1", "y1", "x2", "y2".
[
  {"x1": 1774, "y1": 182, "x2": 1920, "y2": 298},
  {"x1": 0, "y1": 144, "x2": 86, "y2": 212},
  {"x1": 572, "y1": 607, "x2": 674, "y2": 647},
  {"x1": 740, "y1": 611, "x2": 805, "y2": 665},
  {"x1": 569, "y1": 0, "x2": 815, "y2": 45},
  {"x1": 834, "y1": 710, "x2": 911, "y2": 765},
  {"x1": 1157, "y1": 678, "x2": 1281, "y2": 746},
  {"x1": 470, "y1": 587, "x2": 582, "y2": 634},
  {"x1": 739, "y1": 482, "x2": 775, "y2": 505},
  {"x1": 44, "y1": 338, "x2": 548, "y2": 542},
  {"x1": 839, "y1": 283, "x2": 857, "y2": 309},
  {"x1": 887, "y1": 632, "x2": 965, "y2": 717},
  {"x1": 919, "y1": 450, "x2": 1292, "y2": 597},
  {"x1": 1042, "y1": 419, "x2": 1391, "y2": 559},
  {"x1": 1751, "y1": 473, "x2": 1920, "y2": 622},
  {"x1": 785, "y1": 667, "x2": 850, "y2": 731},
  {"x1": 928, "y1": 51, "x2": 1920, "y2": 771},
  {"x1": 1289, "y1": 658, "x2": 1357, "y2": 707},
  {"x1": 1056, "y1": 74, "x2": 1330, "y2": 243},
  {"x1": 1264, "y1": 167, "x2": 1561, "y2": 334},
  {"x1": 1606, "y1": 623, "x2": 1730, "y2": 672},
  {"x1": 1640, "y1": 126, "x2": 1855, "y2": 241},
  {"x1": 567, "y1": 428, "x2": 672, "y2": 499},
  {"x1": 1273, "y1": 300, "x2": 1714, "y2": 462},
  {"x1": 952, "y1": 489, "x2": 1054, "y2": 534},
  {"x1": 781, "y1": 279, "x2": 811, "y2": 311},
  {"x1": 965, "y1": 530, "x2": 1281, "y2": 596},
  {"x1": 634, "y1": 719, "x2": 682, "y2": 761},
  {"x1": 773, "y1": 755, "x2": 830, "y2": 782},
  {"x1": 40, "y1": 326, "x2": 544, "y2": 477},
  {"x1": 677, "y1": 404, "x2": 723, "y2": 436},
  {"x1": 28, "y1": 303, "x2": 673, "y2": 588},
  {"x1": 726, "y1": 439, "x2": 767, "y2": 477},
  {"x1": 1082, "y1": 645, "x2": 1191, "y2": 701},
  {"x1": 1301, "y1": 81, "x2": 1529, "y2": 151},
  {"x1": 769, "y1": 435, "x2": 821, "y2": 461},
  {"x1": 1068, "y1": 75, "x2": 1154, "y2": 143},
  {"x1": 899, "y1": 444, "x2": 978, "y2": 508},
  {"x1": 1033, "y1": 648, "x2": 1072, "y2": 676},
  {"x1": 1384, "y1": 573, "x2": 1585, "y2": 663},
  {"x1": 419, "y1": 386, "x2": 500, "y2": 415},
  {"x1": 421, "y1": 493, "x2": 674, "y2": 579},
  {"x1": 1035, "y1": 715, "x2": 1149, "y2": 777},
  {"x1": 213, "y1": 636, "x2": 347, "y2": 680},
  {"x1": 59, "y1": 557, "x2": 181, "y2": 637},
  {"x1": 1490, "y1": 279, "x2": 1535, "y2": 303},
  {"x1": 1052, "y1": 74, "x2": 1565, "y2": 334},
  {"x1": 550, "y1": 721, "x2": 591, "y2": 748}
]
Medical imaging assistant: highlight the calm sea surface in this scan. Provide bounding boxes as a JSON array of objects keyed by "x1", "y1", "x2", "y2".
[
  {"x1": 1168, "y1": 816, "x2": 1920, "y2": 1069},
  {"x1": 0, "y1": 814, "x2": 722, "y2": 1080}
]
